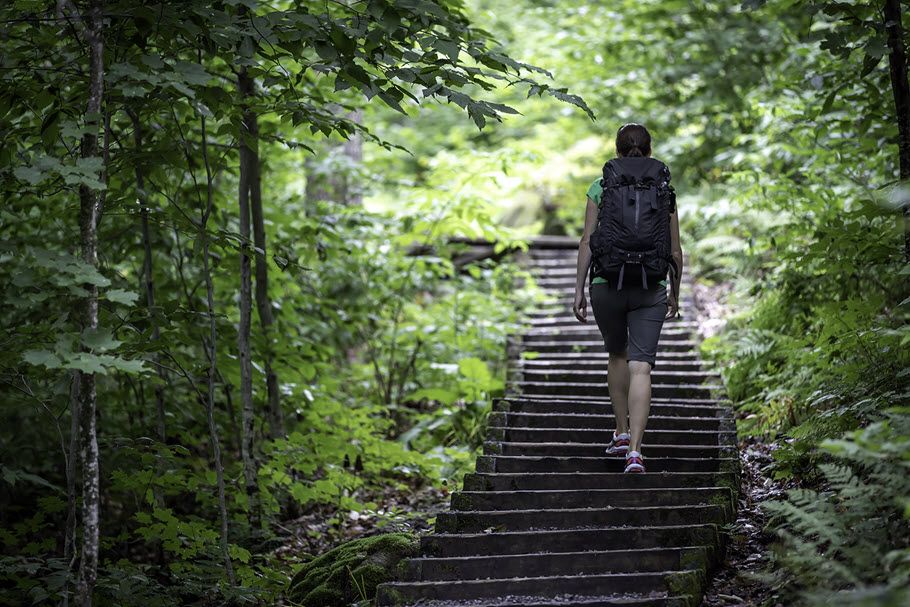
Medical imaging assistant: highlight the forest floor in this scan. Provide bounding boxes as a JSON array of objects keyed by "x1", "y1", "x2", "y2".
[
  {"x1": 275, "y1": 482, "x2": 449, "y2": 563},
  {"x1": 693, "y1": 281, "x2": 785, "y2": 607}
]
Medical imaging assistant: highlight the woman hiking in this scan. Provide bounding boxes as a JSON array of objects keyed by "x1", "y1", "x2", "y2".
[{"x1": 571, "y1": 123, "x2": 683, "y2": 473}]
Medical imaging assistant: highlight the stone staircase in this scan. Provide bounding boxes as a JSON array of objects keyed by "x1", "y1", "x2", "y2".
[{"x1": 377, "y1": 238, "x2": 738, "y2": 606}]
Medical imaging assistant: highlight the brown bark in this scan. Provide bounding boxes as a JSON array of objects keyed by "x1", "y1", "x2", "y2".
[
  {"x1": 884, "y1": 0, "x2": 910, "y2": 258},
  {"x1": 245, "y1": 84, "x2": 285, "y2": 439},
  {"x1": 199, "y1": 112, "x2": 236, "y2": 586},
  {"x1": 75, "y1": 2, "x2": 104, "y2": 605},
  {"x1": 238, "y1": 64, "x2": 260, "y2": 529}
]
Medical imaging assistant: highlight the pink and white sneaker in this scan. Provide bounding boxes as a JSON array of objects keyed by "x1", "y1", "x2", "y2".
[
  {"x1": 605, "y1": 432, "x2": 630, "y2": 455},
  {"x1": 624, "y1": 450, "x2": 645, "y2": 473}
]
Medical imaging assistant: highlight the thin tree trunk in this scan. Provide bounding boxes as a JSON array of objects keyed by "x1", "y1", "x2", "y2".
[
  {"x1": 304, "y1": 108, "x2": 363, "y2": 207},
  {"x1": 131, "y1": 111, "x2": 168, "y2": 461},
  {"x1": 75, "y1": 3, "x2": 104, "y2": 605},
  {"x1": 63, "y1": 372, "x2": 80, "y2": 607},
  {"x1": 199, "y1": 111, "x2": 236, "y2": 586},
  {"x1": 884, "y1": 0, "x2": 910, "y2": 259},
  {"x1": 340, "y1": 109, "x2": 363, "y2": 205},
  {"x1": 244, "y1": 83, "x2": 285, "y2": 440},
  {"x1": 237, "y1": 64, "x2": 260, "y2": 530}
]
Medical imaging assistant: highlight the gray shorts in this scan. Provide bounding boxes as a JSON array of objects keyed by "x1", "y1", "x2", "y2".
[{"x1": 590, "y1": 282, "x2": 668, "y2": 368}]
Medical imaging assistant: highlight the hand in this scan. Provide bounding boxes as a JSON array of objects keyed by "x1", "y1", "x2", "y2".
[
  {"x1": 665, "y1": 290, "x2": 679, "y2": 319},
  {"x1": 573, "y1": 291, "x2": 587, "y2": 323}
]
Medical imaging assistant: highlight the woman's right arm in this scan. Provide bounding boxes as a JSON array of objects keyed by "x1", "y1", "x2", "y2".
[{"x1": 667, "y1": 210, "x2": 683, "y2": 318}]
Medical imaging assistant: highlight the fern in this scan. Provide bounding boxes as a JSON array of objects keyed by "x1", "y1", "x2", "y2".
[{"x1": 762, "y1": 412, "x2": 910, "y2": 605}]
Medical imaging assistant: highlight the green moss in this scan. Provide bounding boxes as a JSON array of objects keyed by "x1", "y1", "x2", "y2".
[
  {"x1": 665, "y1": 569, "x2": 706, "y2": 602},
  {"x1": 678, "y1": 546, "x2": 708, "y2": 571},
  {"x1": 286, "y1": 532, "x2": 419, "y2": 607}
]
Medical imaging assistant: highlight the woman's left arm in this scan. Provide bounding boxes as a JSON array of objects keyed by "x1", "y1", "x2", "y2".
[{"x1": 573, "y1": 197, "x2": 599, "y2": 323}]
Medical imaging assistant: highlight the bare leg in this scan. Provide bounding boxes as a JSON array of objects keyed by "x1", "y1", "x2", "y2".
[
  {"x1": 607, "y1": 352, "x2": 630, "y2": 435},
  {"x1": 628, "y1": 360, "x2": 653, "y2": 452}
]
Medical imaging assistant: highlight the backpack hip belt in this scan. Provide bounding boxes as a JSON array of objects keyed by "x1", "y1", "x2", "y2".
[{"x1": 610, "y1": 247, "x2": 659, "y2": 290}]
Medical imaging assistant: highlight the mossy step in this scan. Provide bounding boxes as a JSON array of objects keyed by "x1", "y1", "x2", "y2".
[
  {"x1": 403, "y1": 546, "x2": 710, "y2": 582},
  {"x1": 476, "y1": 455, "x2": 739, "y2": 474},
  {"x1": 419, "y1": 524, "x2": 721, "y2": 558},
  {"x1": 376, "y1": 569, "x2": 706, "y2": 604},
  {"x1": 483, "y1": 442, "x2": 736, "y2": 459},
  {"x1": 436, "y1": 503, "x2": 730, "y2": 533},
  {"x1": 485, "y1": 427, "x2": 734, "y2": 446},
  {"x1": 488, "y1": 412, "x2": 721, "y2": 431},
  {"x1": 451, "y1": 487, "x2": 734, "y2": 511},
  {"x1": 286, "y1": 532, "x2": 417, "y2": 607},
  {"x1": 462, "y1": 471, "x2": 737, "y2": 492}
]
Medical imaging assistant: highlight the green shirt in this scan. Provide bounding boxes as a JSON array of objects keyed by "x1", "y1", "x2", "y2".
[{"x1": 586, "y1": 178, "x2": 667, "y2": 287}]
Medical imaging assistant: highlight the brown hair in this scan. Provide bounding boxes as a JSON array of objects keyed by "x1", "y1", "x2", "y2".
[{"x1": 616, "y1": 123, "x2": 652, "y2": 158}]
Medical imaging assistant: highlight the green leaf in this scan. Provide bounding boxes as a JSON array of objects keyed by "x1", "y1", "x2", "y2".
[
  {"x1": 432, "y1": 38, "x2": 460, "y2": 61},
  {"x1": 105, "y1": 289, "x2": 139, "y2": 306},
  {"x1": 458, "y1": 357, "x2": 491, "y2": 383},
  {"x1": 81, "y1": 327, "x2": 121, "y2": 352},
  {"x1": 66, "y1": 353, "x2": 107, "y2": 374},
  {"x1": 22, "y1": 349, "x2": 62, "y2": 369}
]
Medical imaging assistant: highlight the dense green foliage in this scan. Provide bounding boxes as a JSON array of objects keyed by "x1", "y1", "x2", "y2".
[{"x1": 1, "y1": 0, "x2": 909, "y2": 606}]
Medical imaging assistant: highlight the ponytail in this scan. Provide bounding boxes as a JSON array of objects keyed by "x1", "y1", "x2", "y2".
[{"x1": 616, "y1": 123, "x2": 651, "y2": 158}]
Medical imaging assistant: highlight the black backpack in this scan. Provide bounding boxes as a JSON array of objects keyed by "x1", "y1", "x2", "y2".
[{"x1": 589, "y1": 156, "x2": 676, "y2": 289}]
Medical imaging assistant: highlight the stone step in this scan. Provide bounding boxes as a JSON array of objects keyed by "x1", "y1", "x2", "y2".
[
  {"x1": 514, "y1": 369, "x2": 716, "y2": 386},
  {"x1": 522, "y1": 327, "x2": 695, "y2": 341},
  {"x1": 494, "y1": 399, "x2": 726, "y2": 417},
  {"x1": 488, "y1": 412, "x2": 721, "y2": 431},
  {"x1": 384, "y1": 596, "x2": 698, "y2": 607},
  {"x1": 482, "y1": 442, "x2": 736, "y2": 459},
  {"x1": 511, "y1": 382, "x2": 721, "y2": 398},
  {"x1": 418, "y1": 524, "x2": 721, "y2": 558},
  {"x1": 403, "y1": 546, "x2": 710, "y2": 582},
  {"x1": 508, "y1": 366, "x2": 721, "y2": 384},
  {"x1": 487, "y1": 427, "x2": 732, "y2": 445},
  {"x1": 436, "y1": 504, "x2": 730, "y2": 533},
  {"x1": 515, "y1": 357, "x2": 707, "y2": 372},
  {"x1": 463, "y1": 471, "x2": 737, "y2": 492},
  {"x1": 527, "y1": 318, "x2": 699, "y2": 330},
  {"x1": 476, "y1": 455, "x2": 739, "y2": 474},
  {"x1": 450, "y1": 487, "x2": 733, "y2": 511},
  {"x1": 503, "y1": 394, "x2": 724, "y2": 406},
  {"x1": 520, "y1": 341, "x2": 699, "y2": 354},
  {"x1": 377, "y1": 570, "x2": 706, "y2": 604}
]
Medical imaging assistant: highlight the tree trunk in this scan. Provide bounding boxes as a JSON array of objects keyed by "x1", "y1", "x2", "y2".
[
  {"x1": 131, "y1": 112, "x2": 168, "y2": 457},
  {"x1": 199, "y1": 112, "x2": 236, "y2": 586},
  {"x1": 304, "y1": 108, "x2": 363, "y2": 206},
  {"x1": 75, "y1": 2, "x2": 104, "y2": 605},
  {"x1": 339, "y1": 109, "x2": 363, "y2": 205},
  {"x1": 237, "y1": 64, "x2": 260, "y2": 529},
  {"x1": 245, "y1": 88, "x2": 285, "y2": 440},
  {"x1": 63, "y1": 373, "x2": 80, "y2": 607},
  {"x1": 884, "y1": 0, "x2": 910, "y2": 259}
]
